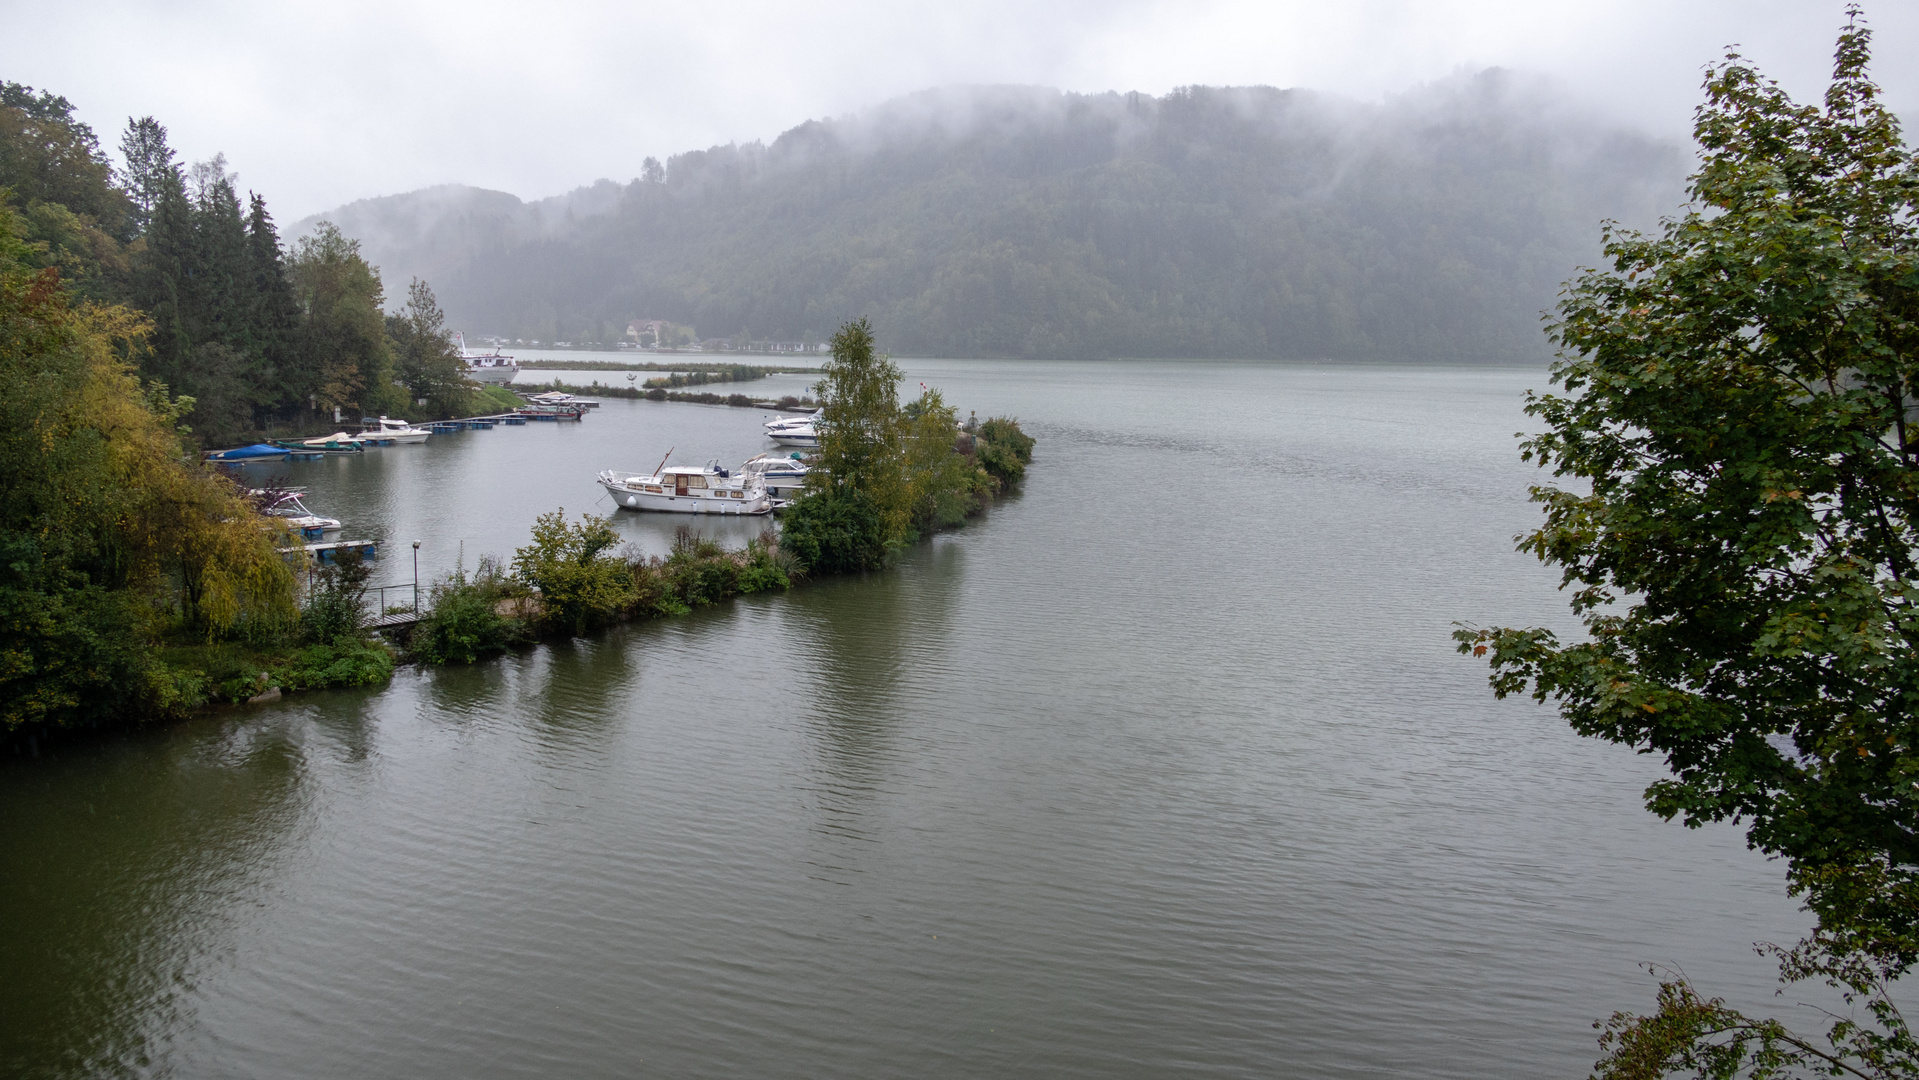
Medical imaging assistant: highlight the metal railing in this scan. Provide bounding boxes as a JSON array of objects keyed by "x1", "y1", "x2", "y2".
[{"x1": 367, "y1": 581, "x2": 419, "y2": 620}]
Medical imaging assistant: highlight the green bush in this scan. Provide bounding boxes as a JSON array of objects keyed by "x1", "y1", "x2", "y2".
[
  {"x1": 512, "y1": 510, "x2": 636, "y2": 635},
  {"x1": 975, "y1": 417, "x2": 1034, "y2": 488},
  {"x1": 412, "y1": 558, "x2": 522, "y2": 665},
  {"x1": 662, "y1": 527, "x2": 741, "y2": 606},
  {"x1": 275, "y1": 639, "x2": 394, "y2": 690},
  {"x1": 737, "y1": 534, "x2": 794, "y2": 593},
  {"x1": 778, "y1": 489, "x2": 888, "y2": 575},
  {"x1": 301, "y1": 552, "x2": 370, "y2": 645}
]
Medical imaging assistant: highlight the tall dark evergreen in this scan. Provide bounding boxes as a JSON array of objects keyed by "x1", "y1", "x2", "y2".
[
  {"x1": 117, "y1": 116, "x2": 173, "y2": 236},
  {"x1": 245, "y1": 192, "x2": 305, "y2": 419},
  {"x1": 135, "y1": 158, "x2": 193, "y2": 390}
]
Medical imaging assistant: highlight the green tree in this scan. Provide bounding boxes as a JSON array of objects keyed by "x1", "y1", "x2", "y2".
[
  {"x1": 511, "y1": 510, "x2": 634, "y2": 635},
  {"x1": 900, "y1": 386, "x2": 978, "y2": 534},
  {"x1": 386, "y1": 277, "x2": 472, "y2": 416},
  {"x1": 0, "y1": 83, "x2": 131, "y2": 301},
  {"x1": 117, "y1": 116, "x2": 173, "y2": 235},
  {"x1": 0, "y1": 204, "x2": 294, "y2": 728},
  {"x1": 0, "y1": 82, "x2": 128, "y2": 234},
  {"x1": 1455, "y1": 12, "x2": 1919, "y2": 1076},
  {"x1": 290, "y1": 221, "x2": 403, "y2": 420},
  {"x1": 810, "y1": 318, "x2": 906, "y2": 523},
  {"x1": 243, "y1": 192, "x2": 304, "y2": 420},
  {"x1": 782, "y1": 319, "x2": 905, "y2": 571}
]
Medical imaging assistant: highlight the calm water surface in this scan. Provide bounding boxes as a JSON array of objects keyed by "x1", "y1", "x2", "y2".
[{"x1": 3, "y1": 359, "x2": 1811, "y2": 1078}]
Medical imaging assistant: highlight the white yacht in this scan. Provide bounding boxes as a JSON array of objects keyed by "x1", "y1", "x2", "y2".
[
  {"x1": 739, "y1": 452, "x2": 811, "y2": 499},
  {"x1": 360, "y1": 416, "x2": 431, "y2": 444},
  {"x1": 598, "y1": 459, "x2": 771, "y2": 514},
  {"x1": 763, "y1": 409, "x2": 821, "y2": 448},
  {"x1": 455, "y1": 332, "x2": 519, "y2": 384}
]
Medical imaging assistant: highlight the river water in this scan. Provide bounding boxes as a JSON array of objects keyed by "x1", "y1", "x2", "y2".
[{"x1": 2, "y1": 359, "x2": 1811, "y2": 1078}]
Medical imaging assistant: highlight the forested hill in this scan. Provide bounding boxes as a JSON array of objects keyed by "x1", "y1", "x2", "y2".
[{"x1": 305, "y1": 77, "x2": 1688, "y2": 362}]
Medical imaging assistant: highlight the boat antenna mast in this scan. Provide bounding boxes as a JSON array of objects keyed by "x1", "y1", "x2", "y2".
[{"x1": 651, "y1": 446, "x2": 674, "y2": 479}]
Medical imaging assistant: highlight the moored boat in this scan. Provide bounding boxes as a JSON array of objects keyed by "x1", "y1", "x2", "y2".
[
  {"x1": 598, "y1": 458, "x2": 771, "y2": 514},
  {"x1": 739, "y1": 452, "x2": 811, "y2": 499},
  {"x1": 528, "y1": 391, "x2": 600, "y2": 409},
  {"x1": 359, "y1": 416, "x2": 431, "y2": 444},
  {"x1": 763, "y1": 409, "x2": 820, "y2": 448},
  {"x1": 272, "y1": 433, "x2": 364, "y2": 454},
  {"x1": 257, "y1": 491, "x2": 343, "y2": 537},
  {"x1": 456, "y1": 332, "x2": 518, "y2": 384},
  {"x1": 206, "y1": 443, "x2": 290, "y2": 461}
]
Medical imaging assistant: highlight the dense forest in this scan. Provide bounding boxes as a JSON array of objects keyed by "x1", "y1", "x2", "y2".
[
  {"x1": 0, "y1": 82, "x2": 477, "y2": 446},
  {"x1": 306, "y1": 76, "x2": 1689, "y2": 362}
]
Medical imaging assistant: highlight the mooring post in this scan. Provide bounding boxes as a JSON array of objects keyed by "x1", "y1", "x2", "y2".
[{"x1": 412, "y1": 541, "x2": 421, "y2": 612}]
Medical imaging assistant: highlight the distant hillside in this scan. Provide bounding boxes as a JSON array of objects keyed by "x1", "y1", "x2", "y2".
[{"x1": 300, "y1": 77, "x2": 1688, "y2": 361}]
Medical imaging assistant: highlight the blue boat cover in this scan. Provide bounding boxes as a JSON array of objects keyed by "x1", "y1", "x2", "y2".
[{"x1": 208, "y1": 443, "x2": 289, "y2": 460}]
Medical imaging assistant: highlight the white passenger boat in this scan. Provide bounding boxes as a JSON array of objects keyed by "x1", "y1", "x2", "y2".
[
  {"x1": 360, "y1": 416, "x2": 431, "y2": 444},
  {"x1": 455, "y1": 332, "x2": 519, "y2": 384},
  {"x1": 763, "y1": 409, "x2": 820, "y2": 448},
  {"x1": 598, "y1": 458, "x2": 772, "y2": 514},
  {"x1": 739, "y1": 452, "x2": 811, "y2": 499}
]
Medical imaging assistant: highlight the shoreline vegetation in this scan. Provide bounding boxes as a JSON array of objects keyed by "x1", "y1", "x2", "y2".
[
  {"x1": 516, "y1": 358, "x2": 819, "y2": 373},
  {"x1": 1, "y1": 299, "x2": 1031, "y2": 748},
  {"x1": 527, "y1": 377, "x2": 818, "y2": 411}
]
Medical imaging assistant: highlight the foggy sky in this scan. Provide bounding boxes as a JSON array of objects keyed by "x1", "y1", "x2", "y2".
[{"x1": 5, "y1": 0, "x2": 1913, "y2": 219}]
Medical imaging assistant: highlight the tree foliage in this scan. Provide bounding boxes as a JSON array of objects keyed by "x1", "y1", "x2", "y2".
[
  {"x1": 511, "y1": 510, "x2": 635, "y2": 636},
  {"x1": 0, "y1": 204, "x2": 295, "y2": 729},
  {"x1": 386, "y1": 277, "x2": 472, "y2": 415},
  {"x1": 1455, "y1": 11, "x2": 1919, "y2": 1075}
]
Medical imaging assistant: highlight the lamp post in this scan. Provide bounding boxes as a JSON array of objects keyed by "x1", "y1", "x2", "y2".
[{"x1": 412, "y1": 541, "x2": 421, "y2": 612}]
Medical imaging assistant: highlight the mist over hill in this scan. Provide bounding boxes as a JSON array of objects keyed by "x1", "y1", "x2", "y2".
[{"x1": 302, "y1": 76, "x2": 1688, "y2": 361}]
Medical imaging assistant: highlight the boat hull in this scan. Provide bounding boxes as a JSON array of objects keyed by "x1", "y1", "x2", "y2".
[
  {"x1": 766, "y1": 431, "x2": 818, "y2": 448},
  {"x1": 599, "y1": 480, "x2": 771, "y2": 515},
  {"x1": 467, "y1": 365, "x2": 519, "y2": 384}
]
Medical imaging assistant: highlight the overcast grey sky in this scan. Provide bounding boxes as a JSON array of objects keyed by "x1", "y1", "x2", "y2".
[{"x1": 5, "y1": 0, "x2": 1914, "y2": 219}]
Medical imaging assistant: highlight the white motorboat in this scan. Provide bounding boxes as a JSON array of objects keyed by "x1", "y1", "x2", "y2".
[
  {"x1": 529, "y1": 390, "x2": 599, "y2": 408},
  {"x1": 739, "y1": 452, "x2": 811, "y2": 499},
  {"x1": 763, "y1": 409, "x2": 820, "y2": 448},
  {"x1": 598, "y1": 458, "x2": 771, "y2": 514},
  {"x1": 455, "y1": 332, "x2": 519, "y2": 384},
  {"x1": 360, "y1": 416, "x2": 431, "y2": 444},
  {"x1": 258, "y1": 491, "x2": 342, "y2": 537},
  {"x1": 301, "y1": 430, "x2": 365, "y2": 447}
]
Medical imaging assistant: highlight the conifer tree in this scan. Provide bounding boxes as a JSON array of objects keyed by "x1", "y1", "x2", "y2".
[
  {"x1": 117, "y1": 116, "x2": 173, "y2": 236},
  {"x1": 245, "y1": 192, "x2": 304, "y2": 419}
]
